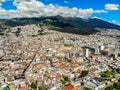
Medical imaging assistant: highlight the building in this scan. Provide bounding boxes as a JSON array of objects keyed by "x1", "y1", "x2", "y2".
[{"x1": 63, "y1": 84, "x2": 75, "y2": 90}]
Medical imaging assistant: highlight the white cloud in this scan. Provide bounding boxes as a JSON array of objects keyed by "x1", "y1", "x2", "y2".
[
  {"x1": 109, "y1": 20, "x2": 120, "y2": 25},
  {"x1": 105, "y1": 4, "x2": 119, "y2": 10},
  {"x1": 91, "y1": 16, "x2": 105, "y2": 20},
  {"x1": 94, "y1": 10, "x2": 108, "y2": 13},
  {"x1": 0, "y1": 0, "x2": 6, "y2": 2},
  {"x1": 0, "y1": 0, "x2": 6, "y2": 7},
  {"x1": 64, "y1": 0, "x2": 69, "y2": 4},
  {"x1": 0, "y1": 0, "x2": 108, "y2": 19},
  {"x1": 111, "y1": 20, "x2": 116, "y2": 23}
]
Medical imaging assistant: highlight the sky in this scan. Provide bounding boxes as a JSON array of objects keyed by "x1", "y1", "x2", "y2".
[{"x1": 0, "y1": 0, "x2": 120, "y2": 25}]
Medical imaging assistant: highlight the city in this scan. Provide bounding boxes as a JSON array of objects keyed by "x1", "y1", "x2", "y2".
[
  {"x1": 0, "y1": 24, "x2": 120, "y2": 90},
  {"x1": 0, "y1": 0, "x2": 120, "y2": 90}
]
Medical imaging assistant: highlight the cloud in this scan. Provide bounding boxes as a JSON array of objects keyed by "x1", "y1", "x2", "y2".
[
  {"x1": 0, "y1": 0, "x2": 6, "y2": 2},
  {"x1": 64, "y1": 0, "x2": 69, "y2": 4},
  {"x1": 0, "y1": 0, "x2": 108, "y2": 19},
  {"x1": 94, "y1": 10, "x2": 108, "y2": 13},
  {"x1": 91, "y1": 16, "x2": 105, "y2": 20},
  {"x1": 111, "y1": 20, "x2": 116, "y2": 23},
  {"x1": 105, "y1": 4, "x2": 119, "y2": 10},
  {"x1": 0, "y1": 0, "x2": 6, "y2": 7},
  {"x1": 110, "y1": 20, "x2": 120, "y2": 25}
]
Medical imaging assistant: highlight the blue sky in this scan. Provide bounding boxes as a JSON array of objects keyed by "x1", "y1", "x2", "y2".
[{"x1": 0, "y1": 0, "x2": 120, "y2": 24}]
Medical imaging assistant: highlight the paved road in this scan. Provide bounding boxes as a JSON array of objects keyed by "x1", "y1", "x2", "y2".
[{"x1": 21, "y1": 45, "x2": 41, "y2": 78}]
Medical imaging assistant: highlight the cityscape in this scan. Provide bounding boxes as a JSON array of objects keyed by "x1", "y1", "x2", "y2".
[
  {"x1": 0, "y1": 0, "x2": 120, "y2": 90},
  {"x1": 0, "y1": 24, "x2": 120, "y2": 90}
]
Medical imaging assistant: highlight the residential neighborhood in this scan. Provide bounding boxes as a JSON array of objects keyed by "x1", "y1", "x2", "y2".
[{"x1": 0, "y1": 25, "x2": 120, "y2": 90}]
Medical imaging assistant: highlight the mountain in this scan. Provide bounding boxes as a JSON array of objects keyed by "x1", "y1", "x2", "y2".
[{"x1": 1, "y1": 16, "x2": 120, "y2": 35}]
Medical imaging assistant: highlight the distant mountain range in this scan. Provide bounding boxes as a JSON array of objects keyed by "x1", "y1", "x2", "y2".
[{"x1": 0, "y1": 16, "x2": 120, "y2": 35}]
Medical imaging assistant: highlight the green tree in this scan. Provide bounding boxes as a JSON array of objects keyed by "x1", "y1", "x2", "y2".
[
  {"x1": 79, "y1": 70, "x2": 89, "y2": 78},
  {"x1": 60, "y1": 76, "x2": 71, "y2": 85},
  {"x1": 31, "y1": 82, "x2": 37, "y2": 89},
  {"x1": 84, "y1": 87, "x2": 92, "y2": 90},
  {"x1": 15, "y1": 28, "x2": 21, "y2": 37}
]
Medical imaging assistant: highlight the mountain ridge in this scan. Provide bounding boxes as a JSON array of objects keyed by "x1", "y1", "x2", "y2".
[{"x1": 0, "y1": 16, "x2": 120, "y2": 35}]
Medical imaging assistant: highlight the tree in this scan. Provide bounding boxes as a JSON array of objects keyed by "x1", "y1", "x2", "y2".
[
  {"x1": 105, "y1": 80, "x2": 120, "y2": 90},
  {"x1": 84, "y1": 87, "x2": 92, "y2": 90},
  {"x1": 31, "y1": 82, "x2": 37, "y2": 89},
  {"x1": 15, "y1": 28, "x2": 21, "y2": 37},
  {"x1": 114, "y1": 82, "x2": 120, "y2": 89},
  {"x1": 60, "y1": 76, "x2": 71, "y2": 85},
  {"x1": 0, "y1": 32, "x2": 4, "y2": 35},
  {"x1": 79, "y1": 70, "x2": 88, "y2": 78}
]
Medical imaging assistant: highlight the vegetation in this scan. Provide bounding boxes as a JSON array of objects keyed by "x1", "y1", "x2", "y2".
[
  {"x1": 100, "y1": 70, "x2": 118, "y2": 78},
  {"x1": 30, "y1": 82, "x2": 37, "y2": 89},
  {"x1": 0, "y1": 32, "x2": 4, "y2": 35},
  {"x1": 46, "y1": 25, "x2": 58, "y2": 29},
  {"x1": 6, "y1": 29, "x2": 12, "y2": 33},
  {"x1": 0, "y1": 16, "x2": 120, "y2": 36},
  {"x1": 60, "y1": 76, "x2": 71, "y2": 85},
  {"x1": 105, "y1": 79, "x2": 120, "y2": 90},
  {"x1": 38, "y1": 29, "x2": 44, "y2": 35},
  {"x1": 84, "y1": 87, "x2": 92, "y2": 90},
  {"x1": 14, "y1": 28, "x2": 21, "y2": 37},
  {"x1": 116, "y1": 68, "x2": 120, "y2": 74},
  {"x1": 64, "y1": 44, "x2": 73, "y2": 47},
  {"x1": 79, "y1": 70, "x2": 89, "y2": 78}
]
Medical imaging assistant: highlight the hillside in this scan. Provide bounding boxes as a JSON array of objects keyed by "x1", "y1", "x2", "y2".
[{"x1": 0, "y1": 16, "x2": 120, "y2": 35}]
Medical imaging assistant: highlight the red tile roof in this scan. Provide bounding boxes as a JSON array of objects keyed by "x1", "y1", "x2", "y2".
[
  {"x1": 19, "y1": 85, "x2": 28, "y2": 90},
  {"x1": 63, "y1": 84, "x2": 75, "y2": 90}
]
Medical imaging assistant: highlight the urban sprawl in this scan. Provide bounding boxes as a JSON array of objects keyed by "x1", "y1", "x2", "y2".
[{"x1": 0, "y1": 25, "x2": 120, "y2": 90}]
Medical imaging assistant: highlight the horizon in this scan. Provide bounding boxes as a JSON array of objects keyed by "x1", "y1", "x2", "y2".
[{"x1": 0, "y1": 0, "x2": 120, "y2": 25}]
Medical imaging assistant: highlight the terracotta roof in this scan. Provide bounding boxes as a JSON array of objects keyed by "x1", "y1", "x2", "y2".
[
  {"x1": 72, "y1": 65, "x2": 79, "y2": 69},
  {"x1": 63, "y1": 84, "x2": 75, "y2": 90},
  {"x1": 19, "y1": 85, "x2": 28, "y2": 90},
  {"x1": 59, "y1": 63, "x2": 66, "y2": 67},
  {"x1": 77, "y1": 69, "x2": 81, "y2": 73}
]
